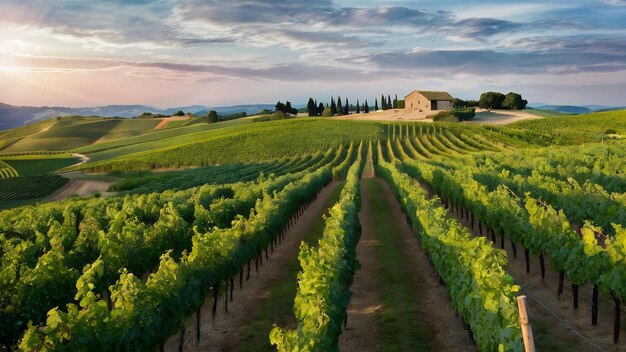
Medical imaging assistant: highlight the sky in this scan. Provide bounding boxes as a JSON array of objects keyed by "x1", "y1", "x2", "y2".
[{"x1": 1, "y1": 0, "x2": 626, "y2": 108}]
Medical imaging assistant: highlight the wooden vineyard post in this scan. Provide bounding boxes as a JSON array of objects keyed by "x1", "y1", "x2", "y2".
[{"x1": 517, "y1": 295, "x2": 536, "y2": 352}]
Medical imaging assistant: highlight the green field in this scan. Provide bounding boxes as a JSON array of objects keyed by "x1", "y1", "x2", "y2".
[{"x1": 2, "y1": 156, "x2": 79, "y2": 176}]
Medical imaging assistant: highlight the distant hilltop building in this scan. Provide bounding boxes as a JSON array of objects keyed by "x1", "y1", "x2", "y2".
[{"x1": 405, "y1": 90, "x2": 453, "y2": 111}]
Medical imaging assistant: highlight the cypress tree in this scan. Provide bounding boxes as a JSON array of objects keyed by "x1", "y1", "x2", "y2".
[
  {"x1": 317, "y1": 102, "x2": 324, "y2": 116},
  {"x1": 330, "y1": 97, "x2": 337, "y2": 115},
  {"x1": 394, "y1": 94, "x2": 398, "y2": 109},
  {"x1": 388, "y1": 95, "x2": 392, "y2": 109},
  {"x1": 364, "y1": 100, "x2": 370, "y2": 113},
  {"x1": 336, "y1": 96, "x2": 343, "y2": 116},
  {"x1": 356, "y1": 99, "x2": 360, "y2": 114},
  {"x1": 344, "y1": 97, "x2": 349, "y2": 115},
  {"x1": 382, "y1": 95, "x2": 387, "y2": 110},
  {"x1": 307, "y1": 98, "x2": 316, "y2": 116},
  {"x1": 374, "y1": 98, "x2": 378, "y2": 112}
]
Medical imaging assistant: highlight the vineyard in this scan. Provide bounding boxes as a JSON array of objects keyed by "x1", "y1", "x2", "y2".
[
  {"x1": 0, "y1": 113, "x2": 624, "y2": 351},
  {"x1": 0, "y1": 161, "x2": 18, "y2": 178},
  {"x1": 0, "y1": 154, "x2": 80, "y2": 207}
]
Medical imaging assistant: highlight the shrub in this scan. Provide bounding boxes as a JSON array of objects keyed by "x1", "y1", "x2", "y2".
[
  {"x1": 604, "y1": 128, "x2": 617, "y2": 134},
  {"x1": 432, "y1": 108, "x2": 475, "y2": 122}
]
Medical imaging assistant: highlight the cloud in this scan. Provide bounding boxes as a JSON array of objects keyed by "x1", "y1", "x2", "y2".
[
  {"x1": 362, "y1": 44, "x2": 626, "y2": 76},
  {"x1": 3, "y1": 0, "x2": 626, "y2": 106},
  {"x1": 169, "y1": 0, "x2": 525, "y2": 53},
  {"x1": 3, "y1": 54, "x2": 390, "y2": 83},
  {"x1": 604, "y1": 0, "x2": 626, "y2": 6}
]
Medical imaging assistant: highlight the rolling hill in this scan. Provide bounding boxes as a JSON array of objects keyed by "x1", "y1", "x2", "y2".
[{"x1": 0, "y1": 102, "x2": 279, "y2": 130}]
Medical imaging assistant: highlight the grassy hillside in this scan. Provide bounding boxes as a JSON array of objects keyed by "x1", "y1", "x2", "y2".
[
  {"x1": 0, "y1": 115, "x2": 203, "y2": 153},
  {"x1": 78, "y1": 119, "x2": 523, "y2": 172},
  {"x1": 92, "y1": 118, "x2": 161, "y2": 143},
  {"x1": 74, "y1": 117, "x2": 252, "y2": 162},
  {"x1": 506, "y1": 109, "x2": 626, "y2": 144},
  {"x1": 1, "y1": 110, "x2": 624, "y2": 172}
]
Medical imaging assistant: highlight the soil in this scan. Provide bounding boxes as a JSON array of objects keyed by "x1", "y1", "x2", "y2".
[
  {"x1": 163, "y1": 181, "x2": 341, "y2": 352},
  {"x1": 44, "y1": 178, "x2": 114, "y2": 201},
  {"x1": 335, "y1": 108, "x2": 541, "y2": 124},
  {"x1": 155, "y1": 116, "x2": 190, "y2": 130},
  {"x1": 465, "y1": 109, "x2": 543, "y2": 124},
  {"x1": 448, "y1": 203, "x2": 626, "y2": 351},
  {"x1": 339, "y1": 177, "x2": 476, "y2": 352}
]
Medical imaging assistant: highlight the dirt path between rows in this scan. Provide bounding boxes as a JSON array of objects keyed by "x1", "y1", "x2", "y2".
[
  {"x1": 339, "y1": 177, "x2": 475, "y2": 352},
  {"x1": 447, "y1": 201, "x2": 626, "y2": 351},
  {"x1": 164, "y1": 181, "x2": 340, "y2": 352},
  {"x1": 44, "y1": 178, "x2": 114, "y2": 201}
]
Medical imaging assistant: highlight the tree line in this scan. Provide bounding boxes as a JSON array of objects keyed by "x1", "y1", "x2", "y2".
[
  {"x1": 302, "y1": 94, "x2": 404, "y2": 117},
  {"x1": 454, "y1": 92, "x2": 528, "y2": 111}
]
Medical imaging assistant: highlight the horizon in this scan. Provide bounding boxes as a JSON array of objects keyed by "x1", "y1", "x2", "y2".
[
  {"x1": 0, "y1": 99, "x2": 621, "y2": 111},
  {"x1": 1, "y1": 1, "x2": 626, "y2": 107}
]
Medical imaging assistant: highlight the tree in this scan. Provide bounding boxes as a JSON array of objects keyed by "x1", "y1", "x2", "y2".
[
  {"x1": 322, "y1": 106, "x2": 332, "y2": 117},
  {"x1": 317, "y1": 102, "x2": 324, "y2": 116},
  {"x1": 275, "y1": 101, "x2": 286, "y2": 113},
  {"x1": 307, "y1": 98, "x2": 316, "y2": 116},
  {"x1": 344, "y1": 97, "x2": 349, "y2": 115},
  {"x1": 173, "y1": 110, "x2": 185, "y2": 116},
  {"x1": 330, "y1": 97, "x2": 337, "y2": 115},
  {"x1": 502, "y1": 92, "x2": 528, "y2": 110},
  {"x1": 452, "y1": 98, "x2": 466, "y2": 109},
  {"x1": 285, "y1": 101, "x2": 298, "y2": 115},
  {"x1": 356, "y1": 99, "x2": 360, "y2": 114},
  {"x1": 374, "y1": 98, "x2": 379, "y2": 111},
  {"x1": 388, "y1": 95, "x2": 392, "y2": 109},
  {"x1": 336, "y1": 96, "x2": 343, "y2": 116},
  {"x1": 393, "y1": 94, "x2": 398, "y2": 109},
  {"x1": 275, "y1": 101, "x2": 297, "y2": 116},
  {"x1": 478, "y1": 92, "x2": 505, "y2": 111},
  {"x1": 364, "y1": 100, "x2": 369, "y2": 113},
  {"x1": 381, "y1": 95, "x2": 386, "y2": 110},
  {"x1": 207, "y1": 110, "x2": 219, "y2": 123}
]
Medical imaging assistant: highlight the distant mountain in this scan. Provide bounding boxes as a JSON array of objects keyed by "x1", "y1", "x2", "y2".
[
  {"x1": 194, "y1": 104, "x2": 277, "y2": 117},
  {"x1": 528, "y1": 103, "x2": 625, "y2": 115},
  {"x1": 0, "y1": 102, "x2": 279, "y2": 131}
]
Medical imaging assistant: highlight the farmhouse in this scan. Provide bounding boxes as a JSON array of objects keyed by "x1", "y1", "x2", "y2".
[{"x1": 405, "y1": 90, "x2": 454, "y2": 111}]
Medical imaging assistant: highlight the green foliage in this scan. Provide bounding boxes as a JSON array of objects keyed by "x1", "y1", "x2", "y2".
[
  {"x1": 432, "y1": 108, "x2": 476, "y2": 122},
  {"x1": 19, "y1": 163, "x2": 334, "y2": 351},
  {"x1": 173, "y1": 110, "x2": 185, "y2": 117},
  {"x1": 307, "y1": 98, "x2": 317, "y2": 117},
  {"x1": 502, "y1": 92, "x2": 528, "y2": 110},
  {"x1": 479, "y1": 92, "x2": 505, "y2": 111},
  {"x1": 2, "y1": 150, "x2": 340, "y2": 350},
  {"x1": 0, "y1": 175, "x2": 69, "y2": 200},
  {"x1": 80, "y1": 119, "x2": 384, "y2": 171},
  {"x1": 275, "y1": 101, "x2": 298, "y2": 116},
  {"x1": 207, "y1": 111, "x2": 219, "y2": 123},
  {"x1": 271, "y1": 143, "x2": 364, "y2": 351},
  {"x1": 452, "y1": 98, "x2": 466, "y2": 109},
  {"x1": 376, "y1": 145, "x2": 523, "y2": 351}
]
